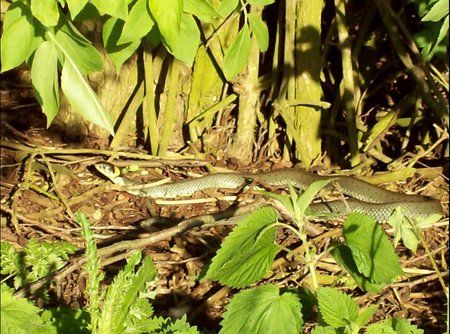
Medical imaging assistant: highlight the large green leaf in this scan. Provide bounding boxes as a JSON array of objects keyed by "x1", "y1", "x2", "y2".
[
  {"x1": 206, "y1": 207, "x2": 279, "y2": 288},
  {"x1": 53, "y1": 17, "x2": 103, "y2": 74},
  {"x1": 184, "y1": 0, "x2": 221, "y2": 22},
  {"x1": 220, "y1": 285, "x2": 303, "y2": 334},
  {"x1": 1, "y1": 287, "x2": 46, "y2": 334},
  {"x1": 103, "y1": 17, "x2": 140, "y2": 72},
  {"x1": 164, "y1": 13, "x2": 200, "y2": 64},
  {"x1": 248, "y1": 12, "x2": 269, "y2": 52},
  {"x1": 343, "y1": 213, "x2": 403, "y2": 284},
  {"x1": 218, "y1": 0, "x2": 239, "y2": 17},
  {"x1": 149, "y1": 0, "x2": 182, "y2": 47},
  {"x1": 331, "y1": 245, "x2": 383, "y2": 293},
  {"x1": 91, "y1": 0, "x2": 128, "y2": 19},
  {"x1": 31, "y1": 0, "x2": 59, "y2": 26},
  {"x1": 31, "y1": 41, "x2": 60, "y2": 127},
  {"x1": 223, "y1": 24, "x2": 252, "y2": 80},
  {"x1": 1, "y1": 4, "x2": 39, "y2": 72},
  {"x1": 118, "y1": 0, "x2": 154, "y2": 44},
  {"x1": 59, "y1": 58, "x2": 114, "y2": 135},
  {"x1": 246, "y1": 0, "x2": 275, "y2": 5},
  {"x1": 66, "y1": 0, "x2": 89, "y2": 19},
  {"x1": 316, "y1": 287, "x2": 359, "y2": 328},
  {"x1": 422, "y1": 0, "x2": 448, "y2": 22}
]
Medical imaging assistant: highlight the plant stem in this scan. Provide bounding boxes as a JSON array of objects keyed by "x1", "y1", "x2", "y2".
[
  {"x1": 143, "y1": 40, "x2": 159, "y2": 155},
  {"x1": 157, "y1": 59, "x2": 181, "y2": 156}
]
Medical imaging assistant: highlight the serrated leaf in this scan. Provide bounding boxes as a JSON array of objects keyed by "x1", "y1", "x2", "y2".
[
  {"x1": 164, "y1": 13, "x2": 200, "y2": 64},
  {"x1": 219, "y1": 285, "x2": 303, "y2": 334},
  {"x1": 311, "y1": 326, "x2": 338, "y2": 334},
  {"x1": 356, "y1": 305, "x2": 378, "y2": 328},
  {"x1": 422, "y1": 0, "x2": 448, "y2": 22},
  {"x1": 58, "y1": 48, "x2": 114, "y2": 135},
  {"x1": 184, "y1": 0, "x2": 221, "y2": 22},
  {"x1": 223, "y1": 24, "x2": 252, "y2": 80},
  {"x1": 100, "y1": 256, "x2": 157, "y2": 333},
  {"x1": 316, "y1": 287, "x2": 359, "y2": 328},
  {"x1": 149, "y1": 0, "x2": 182, "y2": 47},
  {"x1": 91, "y1": 0, "x2": 128, "y2": 19},
  {"x1": 331, "y1": 245, "x2": 384, "y2": 293},
  {"x1": 248, "y1": 13, "x2": 269, "y2": 52},
  {"x1": 367, "y1": 318, "x2": 424, "y2": 334},
  {"x1": 67, "y1": 0, "x2": 88, "y2": 19},
  {"x1": 31, "y1": 0, "x2": 59, "y2": 26},
  {"x1": 344, "y1": 213, "x2": 403, "y2": 284},
  {"x1": 53, "y1": 17, "x2": 103, "y2": 74},
  {"x1": 118, "y1": 0, "x2": 154, "y2": 44},
  {"x1": 103, "y1": 17, "x2": 140, "y2": 72},
  {"x1": 31, "y1": 41, "x2": 60, "y2": 127},
  {"x1": 1, "y1": 288, "x2": 44, "y2": 334},
  {"x1": 206, "y1": 207, "x2": 279, "y2": 288},
  {"x1": 1, "y1": 4, "x2": 37, "y2": 72},
  {"x1": 246, "y1": 0, "x2": 275, "y2": 5}
]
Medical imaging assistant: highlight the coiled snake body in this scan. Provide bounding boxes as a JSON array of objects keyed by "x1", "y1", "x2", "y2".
[{"x1": 95, "y1": 163, "x2": 443, "y2": 221}]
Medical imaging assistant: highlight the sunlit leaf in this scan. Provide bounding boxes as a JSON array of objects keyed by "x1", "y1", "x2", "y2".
[
  {"x1": 118, "y1": 0, "x2": 155, "y2": 44},
  {"x1": 91, "y1": 0, "x2": 128, "y2": 19},
  {"x1": 220, "y1": 285, "x2": 303, "y2": 334},
  {"x1": 31, "y1": 0, "x2": 59, "y2": 26},
  {"x1": 31, "y1": 41, "x2": 60, "y2": 127},
  {"x1": 223, "y1": 24, "x2": 252, "y2": 80},
  {"x1": 248, "y1": 12, "x2": 269, "y2": 52}
]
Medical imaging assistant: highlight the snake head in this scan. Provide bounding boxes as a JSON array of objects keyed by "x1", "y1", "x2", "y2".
[{"x1": 94, "y1": 162, "x2": 121, "y2": 178}]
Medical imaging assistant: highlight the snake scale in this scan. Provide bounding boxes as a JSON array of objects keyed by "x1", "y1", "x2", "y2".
[{"x1": 95, "y1": 163, "x2": 443, "y2": 222}]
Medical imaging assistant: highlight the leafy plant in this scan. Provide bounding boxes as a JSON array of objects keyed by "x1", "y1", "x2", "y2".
[
  {"x1": 412, "y1": 0, "x2": 449, "y2": 59},
  {"x1": 0, "y1": 239, "x2": 77, "y2": 289},
  {"x1": 76, "y1": 211, "x2": 200, "y2": 334},
  {"x1": 0, "y1": 0, "x2": 272, "y2": 135}
]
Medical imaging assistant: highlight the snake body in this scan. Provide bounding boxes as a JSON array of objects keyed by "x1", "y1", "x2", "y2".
[{"x1": 95, "y1": 163, "x2": 443, "y2": 221}]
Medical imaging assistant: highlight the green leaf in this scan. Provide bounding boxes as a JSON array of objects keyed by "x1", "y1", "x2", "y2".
[
  {"x1": 422, "y1": 0, "x2": 448, "y2": 22},
  {"x1": 103, "y1": 17, "x2": 140, "y2": 72},
  {"x1": 311, "y1": 326, "x2": 338, "y2": 334},
  {"x1": 316, "y1": 287, "x2": 359, "y2": 328},
  {"x1": 40, "y1": 308, "x2": 90, "y2": 334},
  {"x1": 367, "y1": 318, "x2": 424, "y2": 334},
  {"x1": 184, "y1": 0, "x2": 221, "y2": 22},
  {"x1": 57, "y1": 47, "x2": 114, "y2": 135},
  {"x1": 1, "y1": 4, "x2": 38, "y2": 72},
  {"x1": 331, "y1": 244, "x2": 384, "y2": 293},
  {"x1": 248, "y1": 13, "x2": 269, "y2": 52},
  {"x1": 246, "y1": 0, "x2": 275, "y2": 5},
  {"x1": 218, "y1": 0, "x2": 239, "y2": 17},
  {"x1": 219, "y1": 285, "x2": 303, "y2": 334},
  {"x1": 1, "y1": 288, "x2": 44, "y2": 334},
  {"x1": 31, "y1": 0, "x2": 59, "y2": 26},
  {"x1": 66, "y1": 0, "x2": 88, "y2": 19},
  {"x1": 223, "y1": 24, "x2": 252, "y2": 80},
  {"x1": 355, "y1": 305, "x2": 378, "y2": 328},
  {"x1": 206, "y1": 207, "x2": 279, "y2": 288},
  {"x1": 295, "y1": 178, "x2": 336, "y2": 218},
  {"x1": 149, "y1": 0, "x2": 182, "y2": 47},
  {"x1": 91, "y1": 0, "x2": 128, "y2": 19},
  {"x1": 118, "y1": 0, "x2": 155, "y2": 44},
  {"x1": 31, "y1": 41, "x2": 60, "y2": 127},
  {"x1": 164, "y1": 13, "x2": 200, "y2": 64},
  {"x1": 53, "y1": 17, "x2": 103, "y2": 74},
  {"x1": 344, "y1": 213, "x2": 403, "y2": 284}
]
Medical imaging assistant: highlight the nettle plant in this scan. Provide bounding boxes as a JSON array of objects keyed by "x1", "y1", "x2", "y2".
[
  {"x1": 0, "y1": 0, "x2": 272, "y2": 135},
  {"x1": 204, "y1": 181, "x2": 433, "y2": 333}
]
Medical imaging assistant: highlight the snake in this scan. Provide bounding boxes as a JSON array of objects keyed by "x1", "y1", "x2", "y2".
[{"x1": 94, "y1": 162, "x2": 443, "y2": 222}]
